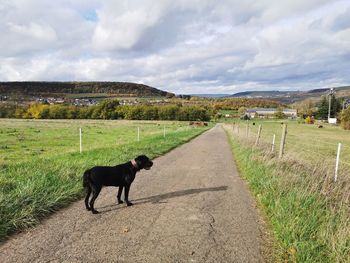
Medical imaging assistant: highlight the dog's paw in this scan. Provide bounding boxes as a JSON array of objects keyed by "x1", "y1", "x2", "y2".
[
  {"x1": 126, "y1": 202, "x2": 134, "y2": 206},
  {"x1": 92, "y1": 210, "x2": 99, "y2": 214},
  {"x1": 86, "y1": 207, "x2": 91, "y2": 211},
  {"x1": 117, "y1": 200, "x2": 124, "y2": 204}
]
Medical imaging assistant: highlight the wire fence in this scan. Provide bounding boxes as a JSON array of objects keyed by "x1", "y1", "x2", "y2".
[
  {"x1": 0, "y1": 120, "x2": 205, "y2": 167},
  {"x1": 229, "y1": 122, "x2": 350, "y2": 182}
]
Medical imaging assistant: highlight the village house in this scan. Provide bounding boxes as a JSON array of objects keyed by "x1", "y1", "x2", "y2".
[
  {"x1": 245, "y1": 108, "x2": 297, "y2": 118},
  {"x1": 35, "y1": 97, "x2": 66, "y2": 104},
  {"x1": 73, "y1": 98, "x2": 97, "y2": 106}
]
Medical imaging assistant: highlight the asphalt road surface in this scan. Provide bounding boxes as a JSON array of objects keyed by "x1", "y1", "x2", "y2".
[{"x1": 0, "y1": 125, "x2": 267, "y2": 263}]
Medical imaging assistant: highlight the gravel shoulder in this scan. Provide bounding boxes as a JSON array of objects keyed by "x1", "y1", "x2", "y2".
[{"x1": 0, "y1": 125, "x2": 267, "y2": 263}]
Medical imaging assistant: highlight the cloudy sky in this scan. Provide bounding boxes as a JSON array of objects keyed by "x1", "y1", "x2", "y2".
[{"x1": 0, "y1": 0, "x2": 350, "y2": 94}]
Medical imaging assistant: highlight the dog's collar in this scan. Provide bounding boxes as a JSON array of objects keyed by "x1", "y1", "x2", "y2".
[{"x1": 131, "y1": 159, "x2": 139, "y2": 170}]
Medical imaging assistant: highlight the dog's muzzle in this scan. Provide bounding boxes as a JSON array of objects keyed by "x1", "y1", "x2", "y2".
[{"x1": 144, "y1": 161, "x2": 153, "y2": 170}]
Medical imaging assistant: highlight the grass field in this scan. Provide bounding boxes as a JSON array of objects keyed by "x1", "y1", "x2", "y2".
[
  {"x1": 231, "y1": 119, "x2": 350, "y2": 176},
  {"x1": 0, "y1": 119, "x2": 211, "y2": 241},
  {"x1": 224, "y1": 120, "x2": 350, "y2": 262}
]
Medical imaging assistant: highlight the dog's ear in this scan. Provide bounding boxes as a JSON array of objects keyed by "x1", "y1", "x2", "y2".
[
  {"x1": 136, "y1": 155, "x2": 147, "y2": 161},
  {"x1": 135, "y1": 155, "x2": 144, "y2": 167}
]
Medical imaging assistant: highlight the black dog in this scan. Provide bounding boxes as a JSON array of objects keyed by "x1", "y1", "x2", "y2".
[{"x1": 83, "y1": 155, "x2": 153, "y2": 214}]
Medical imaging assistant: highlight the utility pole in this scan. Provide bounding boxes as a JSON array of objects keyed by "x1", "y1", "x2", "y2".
[{"x1": 328, "y1": 88, "x2": 334, "y2": 120}]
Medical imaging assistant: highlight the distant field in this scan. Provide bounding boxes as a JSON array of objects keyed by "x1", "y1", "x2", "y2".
[
  {"x1": 0, "y1": 119, "x2": 211, "y2": 240},
  {"x1": 65, "y1": 93, "x2": 112, "y2": 99}
]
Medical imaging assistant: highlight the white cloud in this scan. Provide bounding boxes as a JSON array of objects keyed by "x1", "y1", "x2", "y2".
[{"x1": 0, "y1": 0, "x2": 349, "y2": 94}]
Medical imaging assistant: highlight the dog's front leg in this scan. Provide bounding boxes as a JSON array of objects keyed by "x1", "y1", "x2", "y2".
[
  {"x1": 124, "y1": 185, "x2": 133, "y2": 206},
  {"x1": 117, "y1": 186, "x2": 124, "y2": 204}
]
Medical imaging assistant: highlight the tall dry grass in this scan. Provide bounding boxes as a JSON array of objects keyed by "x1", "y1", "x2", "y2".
[{"x1": 224, "y1": 124, "x2": 350, "y2": 262}]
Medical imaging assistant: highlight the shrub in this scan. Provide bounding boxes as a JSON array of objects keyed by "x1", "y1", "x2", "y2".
[
  {"x1": 25, "y1": 104, "x2": 49, "y2": 119},
  {"x1": 125, "y1": 105, "x2": 148, "y2": 120},
  {"x1": 240, "y1": 114, "x2": 250, "y2": 120},
  {"x1": 48, "y1": 105, "x2": 68, "y2": 119},
  {"x1": 93, "y1": 99, "x2": 120, "y2": 119},
  {"x1": 340, "y1": 107, "x2": 350, "y2": 130},
  {"x1": 0, "y1": 104, "x2": 16, "y2": 118},
  {"x1": 304, "y1": 116, "x2": 314, "y2": 124},
  {"x1": 274, "y1": 108, "x2": 286, "y2": 119},
  {"x1": 158, "y1": 105, "x2": 179, "y2": 120},
  {"x1": 77, "y1": 106, "x2": 94, "y2": 119}
]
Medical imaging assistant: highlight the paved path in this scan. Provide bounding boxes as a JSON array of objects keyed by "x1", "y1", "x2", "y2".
[{"x1": 0, "y1": 125, "x2": 266, "y2": 263}]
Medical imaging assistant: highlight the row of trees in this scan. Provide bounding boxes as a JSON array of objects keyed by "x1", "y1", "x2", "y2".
[
  {"x1": 293, "y1": 95, "x2": 350, "y2": 129},
  {"x1": 0, "y1": 100, "x2": 211, "y2": 121},
  {"x1": 211, "y1": 98, "x2": 284, "y2": 110},
  {"x1": 316, "y1": 95, "x2": 343, "y2": 119},
  {"x1": 294, "y1": 95, "x2": 343, "y2": 119}
]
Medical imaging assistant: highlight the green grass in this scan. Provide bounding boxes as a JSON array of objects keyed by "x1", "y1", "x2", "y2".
[
  {"x1": 0, "y1": 119, "x2": 211, "y2": 241},
  {"x1": 219, "y1": 109, "x2": 238, "y2": 115},
  {"x1": 230, "y1": 119, "x2": 350, "y2": 172},
  {"x1": 225, "y1": 125, "x2": 350, "y2": 262}
]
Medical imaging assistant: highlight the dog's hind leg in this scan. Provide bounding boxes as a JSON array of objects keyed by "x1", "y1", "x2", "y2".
[
  {"x1": 84, "y1": 185, "x2": 92, "y2": 210},
  {"x1": 117, "y1": 186, "x2": 124, "y2": 204},
  {"x1": 89, "y1": 185, "x2": 102, "y2": 214}
]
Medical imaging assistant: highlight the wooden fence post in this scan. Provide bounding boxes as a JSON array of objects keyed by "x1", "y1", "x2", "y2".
[
  {"x1": 271, "y1": 134, "x2": 276, "y2": 152},
  {"x1": 255, "y1": 125, "x2": 262, "y2": 145},
  {"x1": 278, "y1": 124, "x2": 287, "y2": 158},
  {"x1": 335, "y1": 143, "x2": 341, "y2": 182}
]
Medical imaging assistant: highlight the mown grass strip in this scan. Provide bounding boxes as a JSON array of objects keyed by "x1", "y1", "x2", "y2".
[
  {"x1": 0, "y1": 126, "x2": 210, "y2": 241},
  {"x1": 225, "y1": 129, "x2": 350, "y2": 263}
]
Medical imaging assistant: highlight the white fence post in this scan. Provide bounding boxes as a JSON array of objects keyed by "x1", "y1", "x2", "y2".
[
  {"x1": 271, "y1": 134, "x2": 276, "y2": 152},
  {"x1": 335, "y1": 143, "x2": 341, "y2": 182},
  {"x1": 137, "y1": 127, "x2": 140, "y2": 142},
  {"x1": 79, "y1": 128, "x2": 82, "y2": 153}
]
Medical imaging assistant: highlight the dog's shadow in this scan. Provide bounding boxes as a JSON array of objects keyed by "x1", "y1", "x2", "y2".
[{"x1": 98, "y1": 186, "x2": 228, "y2": 213}]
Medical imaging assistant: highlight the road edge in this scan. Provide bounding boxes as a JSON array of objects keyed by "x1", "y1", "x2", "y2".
[{"x1": 222, "y1": 124, "x2": 277, "y2": 263}]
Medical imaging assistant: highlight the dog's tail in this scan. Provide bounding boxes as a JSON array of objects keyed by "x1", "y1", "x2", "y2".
[{"x1": 83, "y1": 169, "x2": 91, "y2": 188}]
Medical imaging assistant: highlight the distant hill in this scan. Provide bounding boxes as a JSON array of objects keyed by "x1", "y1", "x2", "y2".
[
  {"x1": 229, "y1": 86, "x2": 350, "y2": 104},
  {"x1": 0, "y1": 81, "x2": 174, "y2": 98}
]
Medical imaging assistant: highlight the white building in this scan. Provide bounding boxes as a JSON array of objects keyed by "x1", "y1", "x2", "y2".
[{"x1": 246, "y1": 108, "x2": 297, "y2": 118}]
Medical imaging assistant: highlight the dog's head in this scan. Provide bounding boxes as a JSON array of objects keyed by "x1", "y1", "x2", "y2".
[{"x1": 134, "y1": 155, "x2": 153, "y2": 170}]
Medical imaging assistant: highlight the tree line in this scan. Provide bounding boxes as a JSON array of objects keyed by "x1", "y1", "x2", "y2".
[
  {"x1": 292, "y1": 94, "x2": 350, "y2": 129},
  {"x1": 0, "y1": 99, "x2": 210, "y2": 121},
  {"x1": 293, "y1": 94, "x2": 344, "y2": 119},
  {"x1": 209, "y1": 98, "x2": 284, "y2": 110}
]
